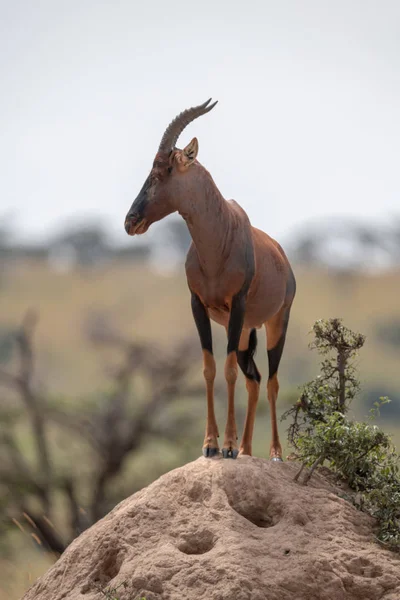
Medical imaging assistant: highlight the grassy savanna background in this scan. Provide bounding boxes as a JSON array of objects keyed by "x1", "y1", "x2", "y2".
[
  {"x1": 1, "y1": 259, "x2": 399, "y2": 410},
  {"x1": 0, "y1": 248, "x2": 399, "y2": 600}
]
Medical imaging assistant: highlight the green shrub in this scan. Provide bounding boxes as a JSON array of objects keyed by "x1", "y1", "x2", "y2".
[{"x1": 282, "y1": 318, "x2": 400, "y2": 551}]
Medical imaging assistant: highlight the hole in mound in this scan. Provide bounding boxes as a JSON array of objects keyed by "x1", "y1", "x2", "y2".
[
  {"x1": 345, "y1": 557, "x2": 383, "y2": 578},
  {"x1": 88, "y1": 550, "x2": 122, "y2": 588},
  {"x1": 177, "y1": 530, "x2": 215, "y2": 555},
  {"x1": 231, "y1": 503, "x2": 279, "y2": 528},
  {"x1": 187, "y1": 480, "x2": 212, "y2": 503},
  {"x1": 102, "y1": 553, "x2": 120, "y2": 579}
]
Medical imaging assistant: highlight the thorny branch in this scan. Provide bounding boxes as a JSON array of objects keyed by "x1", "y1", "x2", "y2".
[
  {"x1": 0, "y1": 311, "x2": 52, "y2": 512},
  {"x1": 0, "y1": 311, "x2": 205, "y2": 554},
  {"x1": 85, "y1": 322, "x2": 203, "y2": 522}
]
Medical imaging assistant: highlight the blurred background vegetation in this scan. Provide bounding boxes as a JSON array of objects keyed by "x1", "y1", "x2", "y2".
[{"x1": 0, "y1": 215, "x2": 400, "y2": 598}]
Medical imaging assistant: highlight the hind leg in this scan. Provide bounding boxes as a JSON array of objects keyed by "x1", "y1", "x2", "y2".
[
  {"x1": 238, "y1": 329, "x2": 261, "y2": 456},
  {"x1": 265, "y1": 303, "x2": 292, "y2": 461}
]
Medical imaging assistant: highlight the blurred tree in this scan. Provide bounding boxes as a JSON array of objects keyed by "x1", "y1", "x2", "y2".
[
  {"x1": 0, "y1": 312, "x2": 205, "y2": 557},
  {"x1": 0, "y1": 221, "x2": 12, "y2": 259},
  {"x1": 48, "y1": 225, "x2": 112, "y2": 271},
  {"x1": 290, "y1": 218, "x2": 400, "y2": 273},
  {"x1": 48, "y1": 223, "x2": 152, "y2": 272},
  {"x1": 0, "y1": 218, "x2": 13, "y2": 290}
]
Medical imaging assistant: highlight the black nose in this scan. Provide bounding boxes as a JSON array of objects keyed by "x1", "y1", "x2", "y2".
[{"x1": 124, "y1": 215, "x2": 133, "y2": 234}]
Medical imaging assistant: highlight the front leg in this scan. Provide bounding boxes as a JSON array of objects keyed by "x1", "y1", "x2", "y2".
[
  {"x1": 222, "y1": 292, "x2": 246, "y2": 459},
  {"x1": 191, "y1": 293, "x2": 219, "y2": 457}
]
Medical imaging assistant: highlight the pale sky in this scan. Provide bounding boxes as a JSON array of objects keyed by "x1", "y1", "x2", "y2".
[{"x1": 1, "y1": 0, "x2": 399, "y2": 245}]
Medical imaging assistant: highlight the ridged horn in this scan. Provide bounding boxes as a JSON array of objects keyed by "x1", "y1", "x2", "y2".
[{"x1": 158, "y1": 98, "x2": 218, "y2": 153}]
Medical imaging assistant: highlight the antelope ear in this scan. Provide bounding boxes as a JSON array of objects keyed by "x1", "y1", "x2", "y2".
[{"x1": 182, "y1": 137, "x2": 199, "y2": 165}]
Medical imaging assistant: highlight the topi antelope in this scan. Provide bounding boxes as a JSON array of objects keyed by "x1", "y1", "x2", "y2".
[{"x1": 124, "y1": 99, "x2": 296, "y2": 461}]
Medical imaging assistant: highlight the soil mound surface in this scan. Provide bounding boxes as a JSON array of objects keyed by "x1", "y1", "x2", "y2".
[{"x1": 23, "y1": 456, "x2": 400, "y2": 600}]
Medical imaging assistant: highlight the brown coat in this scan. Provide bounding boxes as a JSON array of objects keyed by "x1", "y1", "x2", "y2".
[{"x1": 125, "y1": 100, "x2": 296, "y2": 460}]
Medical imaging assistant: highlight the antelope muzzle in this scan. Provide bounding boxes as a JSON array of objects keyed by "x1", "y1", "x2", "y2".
[{"x1": 124, "y1": 213, "x2": 149, "y2": 236}]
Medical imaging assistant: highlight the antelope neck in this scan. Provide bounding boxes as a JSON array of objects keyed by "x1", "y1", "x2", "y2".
[{"x1": 177, "y1": 174, "x2": 234, "y2": 276}]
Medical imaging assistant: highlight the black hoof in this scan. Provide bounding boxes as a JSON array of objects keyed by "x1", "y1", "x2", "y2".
[
  {"x1": 222, "y1": 448, "x2": 239, "y2": 459},
  {"x1": 271, "y1": 457, "x2": 283, "y2": 462},
  {"x1": 203, "y1": 447, "x2": 219, "y2": 458}
]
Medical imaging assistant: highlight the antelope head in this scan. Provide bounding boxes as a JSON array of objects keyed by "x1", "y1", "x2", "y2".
[{"x1": 124, "y1": 98, "x2": 218, "y2": 236}]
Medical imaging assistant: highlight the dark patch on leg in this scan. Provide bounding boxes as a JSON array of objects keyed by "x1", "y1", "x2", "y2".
[
  {"x1": 286, "y1": 266, "x2": 296, "y2": 302},
  {"x1": 268, "y1": 334, "x2": 286, "y2": 379},
  {"x1": 268, "y1": 307, "x2": 291, "y2": 379},
  {"x1": 227, "y1": 292, "x2": 246, "y2": 354},
  {"x1": 191, "y1": 292, "x2": 212, "y2": 354},
  {"x1": 238, "y1": 328, "x2": 261, "y2": 383},
  {"x1": 226, "y1": 242, "x2": 255, "y2": 354},
  {"x1": 192, "y1": 296, "x2": 219, "y2": 458},
  {"x1": 266, "y1": 264, "x2": 296, "y2": 379}
]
